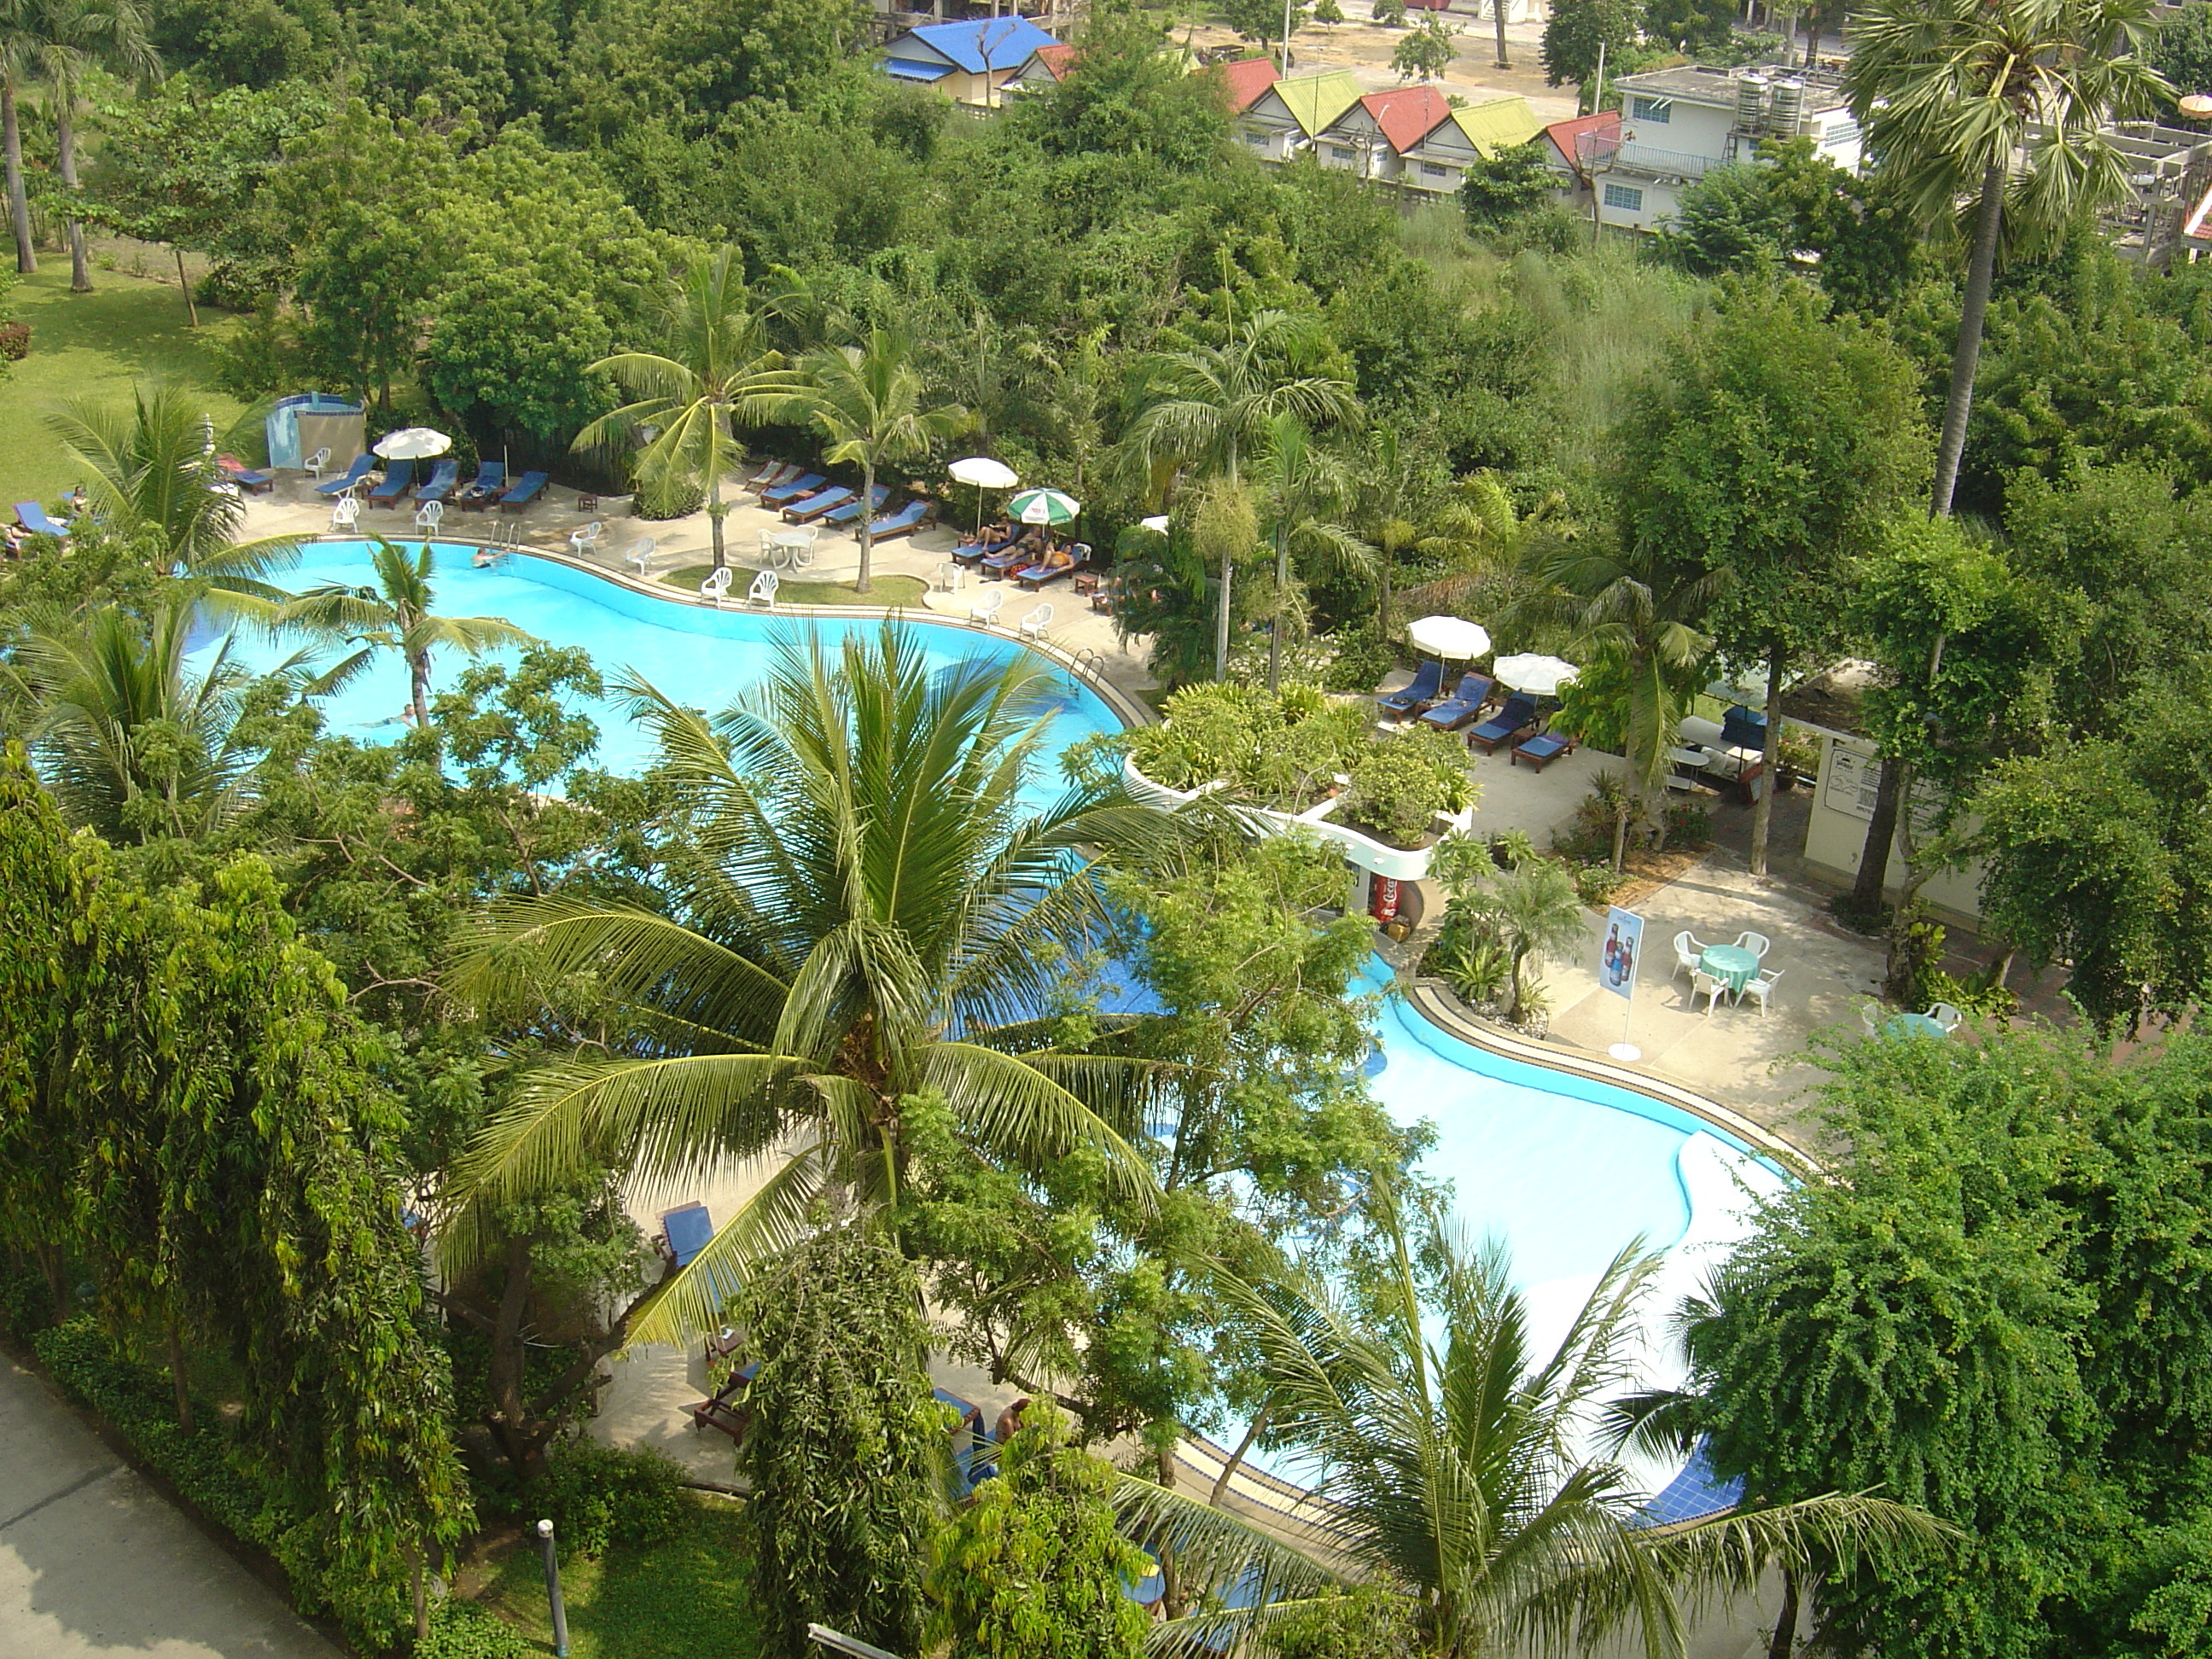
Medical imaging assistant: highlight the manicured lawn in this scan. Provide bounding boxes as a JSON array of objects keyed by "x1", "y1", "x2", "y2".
[
  {"x1": 0, "y1": 265, "x2": 246, "y2": 510},
  {"x1": 477, "y1": 1495, "x2": 762, "y2": 1659},
  {"x1": 663, "y1": 566, "x2": 930, "y2": 608}
]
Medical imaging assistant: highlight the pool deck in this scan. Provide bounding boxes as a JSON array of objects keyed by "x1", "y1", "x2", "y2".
[{"x1": 234, "y1": 472, "x2": 1166, "y2": 713}]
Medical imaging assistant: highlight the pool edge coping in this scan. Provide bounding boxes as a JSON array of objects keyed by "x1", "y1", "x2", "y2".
[
  {"x1": 1401, "y1": 980, "x2": 1822, "y2": 1178},
  {"x1": 353, "y1": 534, "x2": 1161, "y2": 733}
]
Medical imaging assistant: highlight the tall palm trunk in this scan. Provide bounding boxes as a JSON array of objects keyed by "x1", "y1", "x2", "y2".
[
  {"x1": 1852, "y1": 161, "x2": 2005, "y2": 912},
  {"x1": 1491, "y1": 0, "x2": 1509, "y2": 67},
  {"x1": 1214, "y1": 447, "x2": 1238, "y2": 682},
  {"x1": 1267, "y1": 524, "x2": 1287, "y2": 691},
  {"x1": 55, "y1": 92, "x2": 88, "y2": 294},
  {"x1": 1749, "y1": 644, "x2": 1782, "y2": 876},
  {"x1": 855, "y1": 456, "x2": 876, "y2": 595},
  {"x1": 3, "y1": 79, "x2": 33, "y2": 276},
  {"x1": 410, "y1": 647, "x2": 433, "y2": 726},
  {"x1": 707, "y1": 467, "x2": 727, "y2": 572}
]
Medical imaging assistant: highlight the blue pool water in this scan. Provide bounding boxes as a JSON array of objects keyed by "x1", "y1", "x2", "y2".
[
  {"x1": 207, "y1": 541, "x2": 1124, "y2": 777},
  {"x1": 207, "y1": 542, "x2": 1782, "y2": 1442}
]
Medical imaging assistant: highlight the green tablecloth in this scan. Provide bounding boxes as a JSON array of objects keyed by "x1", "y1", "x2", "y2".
[
  {"x1": 1884, "y1": 1011, "x2": 1947, "y2": 1039},
  {"x1": 1698, "y1": 943, "x2": 1759, "y2": 995}
]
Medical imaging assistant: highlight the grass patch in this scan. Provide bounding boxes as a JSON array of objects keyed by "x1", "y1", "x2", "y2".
[
  {"x1": 477, "y1": 1493, "x2": 762, "y2": 1659},
  {"x1": 1, "y1": 265, "x2": 246, "y2": 509},
  {"x1": 662, "y1": 566, "x2": 929, "y2": 608}
]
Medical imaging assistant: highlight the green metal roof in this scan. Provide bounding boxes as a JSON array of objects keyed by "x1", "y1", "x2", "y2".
[
  {"x1": 1451, "y1": 96, "x2": 1541, "y2": 158},
  {"x1": 1268, "y1": 71, "x2": 1366, "y2": 137}
]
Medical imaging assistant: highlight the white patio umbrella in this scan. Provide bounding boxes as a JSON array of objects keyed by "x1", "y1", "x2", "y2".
[
  {"x1": 1493, "y1": 652, "x2": 1580, "y2": 696},
  {"x1": 1010, "y1": 486, "x2": 1080, "y2": 526},
  {"x1": 949, "y1": 456, "x2": 1020, "y2": 536},
  {"x1": 1406, "y1": 614, "x2": 1491, "y2": 662},
  {"x1": 374, "y1": 427, "x2": 451, "y2": 460}
]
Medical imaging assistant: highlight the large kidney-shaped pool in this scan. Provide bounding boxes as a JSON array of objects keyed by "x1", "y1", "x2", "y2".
[{"x1": 207, "y1": 540, "x2": 1786, "y2": 1494}]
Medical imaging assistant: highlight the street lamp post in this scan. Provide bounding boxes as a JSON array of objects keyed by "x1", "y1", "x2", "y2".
[{"x1": 536, "y1": 1519, "x2": 570, "y2": 1658}]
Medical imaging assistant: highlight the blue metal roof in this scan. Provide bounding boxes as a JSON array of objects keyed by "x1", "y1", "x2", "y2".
[
  {"x1": 888, "y1": 16, "x2": 1057, "y2": 73},
  {"x1": 884, "y1": 56, "x2": 955, "y2": 79},
  {"x1": 1638, "y1": 1442, "x2": 1746, "y2": 1528}
]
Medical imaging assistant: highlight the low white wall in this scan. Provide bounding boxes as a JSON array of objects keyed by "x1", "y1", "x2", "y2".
[
  {"x1": 1122, "y1": 754, "x2": 1471, "y2": 882},
  {"x1": 1802, "y1": 732, "x2": 1987, "y2": 925}
]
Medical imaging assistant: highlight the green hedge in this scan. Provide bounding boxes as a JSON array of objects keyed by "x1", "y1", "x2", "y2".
[
  {"x1": 31, "y1": 1319, "x2": 341, "y2": 1633},
  {"x1": 537, "y1": 1437, "x2": 690, "y2": 1560},
  {"x1": 416, "y1": 1597, "x2": 534, "y2": 1659}
]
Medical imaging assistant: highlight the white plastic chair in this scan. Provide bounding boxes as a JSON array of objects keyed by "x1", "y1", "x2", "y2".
[
  {"x1": 414, "y1": 499, "x2": 444, "y2": 533},
  {"x1": 747, "y1": 569, "x2": 778, "y2": 608},
  {"x1": 699, "y1": 566, "x2": 734, "y2": 607},
  {"x1": 329, "y1": 496, "x2": 361, "y2": 532},
  {"x1": 624, "y1": 537, "x2": 657, "y2": 577},
  {"x1": 1925, "y1": 1001, "x2": 1964, "y2": 1033},
  {"x1": 758, "y1": 527, "x2": 781, "y2": 564},
  {"x1": 1017, "y1": 602, "x2": 1053, "y2": 641},
  {"x1": 570, "y1": 520, "x2": 604, "y2": 555},
  {"x1": 1860, "y1": 1002, "x2": 1882, "y2": 1035},
  {"x1": 304, "y1": 445, "x2": 332, "y2": 480},
  {"x1": 969, "y1": 589, "x2": 1005, "y2": 626},
  {"x1": 1690, "y1": 970, "x2": 1729, "y2": 1016},
  {"x1": 1734, "y1": 930, "x2": 1773, "y2": 960},
  {"x1": 1673, "y1": 930, "x2": 1707, "y2": 985},
  {"x1": 1740, "y1": 968, "x2": 1784, "y2": 1017}
]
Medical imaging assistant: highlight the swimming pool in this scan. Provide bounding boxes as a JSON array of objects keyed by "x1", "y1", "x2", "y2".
[
  {"x1": 207, "y1": 539, "x2": 1126, "y2": 777},
  {"x1": 207, "y1": 539, "x2": 1784, "y2": 1485}
]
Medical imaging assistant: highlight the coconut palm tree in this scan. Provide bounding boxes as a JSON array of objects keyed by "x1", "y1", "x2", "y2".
[
  {"x1": 1844, "y1": 0, "x2": 2167, "y2": 520},
  {"x1": 1479, "y1": 852, "x2": 1591, "y2": 1022},
  {"x1": 1499, "y1": 536, "x2": 1720, "y2": 857},
  {"x1": 444, "y1": 626, "x2": 1173, "y2": 1346},
  {"x1": 0, "y1": 597, "x2": 305, "y2": 847},
  {"x1": 21, "y1": 0, "x2": 156, "y2": 292},
  {"x1": 50, "y1": 386, "x2": 306, "y2": 609},
  {"x1": 789, "y1": 324, "x2": 972, "y2": 596},
  {"x1": 1119, "y1": 1186, "x2": 1949, "y2": 1659},
  {"x1": 276, "y1": 538, "x2": 534, "y2": 727},
  {"x1": 1249, "y1": 415, "x2": 1373, "y2": 693},
  {"x1": 574, "y1": 248, "x2": 807, "y2": 573},
  {"x1": 1125, "y1": 311, "x2": 1359, "y2": 680}
]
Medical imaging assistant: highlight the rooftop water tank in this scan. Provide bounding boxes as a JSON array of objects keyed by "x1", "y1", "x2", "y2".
[
  {"x1": 1735, "y1": 72, "x2": 1767, "y2": 132},
  {"x1": 1767, "y1": 76, "x2": 1806, "y2": 135}
]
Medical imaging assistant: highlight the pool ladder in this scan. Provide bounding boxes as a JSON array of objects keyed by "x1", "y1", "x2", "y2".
[{"x1": 1066, "y1": 646, "x2": 1106, "y2": 684}]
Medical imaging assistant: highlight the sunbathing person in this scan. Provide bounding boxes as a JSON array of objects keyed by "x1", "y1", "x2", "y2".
[
  {"x1": 1038, "y1": 543, "x2": 1074, "y2": 573},
  {"x1": 958, "y1": 517, "x2": 1010, "y2": 550}
]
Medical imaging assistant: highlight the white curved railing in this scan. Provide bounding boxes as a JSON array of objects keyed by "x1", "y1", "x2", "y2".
[{"x1": 1122, "y1": 754, "x2": 1473, "y2": 882}]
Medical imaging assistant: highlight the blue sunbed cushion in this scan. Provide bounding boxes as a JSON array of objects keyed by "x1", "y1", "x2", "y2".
[
  {"x1": 1377, "y1": 661, "x2": 1445, "y2": 712},
  {"x1": 661, "y1": 1202, "x2": 713, "y2": 1267},
  {"x1": 1516, "y1": 733, "x2": 1569, "y2": 760}
]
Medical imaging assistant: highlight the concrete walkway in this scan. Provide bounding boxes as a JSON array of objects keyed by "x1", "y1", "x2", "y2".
[{"x1": 0, "y1": 1354, "x2": 340, "y2": 1659}]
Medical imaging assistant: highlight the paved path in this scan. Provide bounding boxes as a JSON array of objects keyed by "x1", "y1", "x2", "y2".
[{"x1": 0, "y1": 1353, "x2": 341, "y2": 1659}]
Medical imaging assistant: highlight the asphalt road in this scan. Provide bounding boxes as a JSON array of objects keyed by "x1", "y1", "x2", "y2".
[{"x1": 0, "y1": 1353, "x2": 341, "y2": 1659}]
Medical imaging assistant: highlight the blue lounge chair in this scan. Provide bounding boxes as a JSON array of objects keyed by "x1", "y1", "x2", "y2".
[
  {"x1": 819, "y1": 484, "x2": 891, "y2": 527},
  {"x1": 313, "y1": 453, "x2": 375, "y2": 497},
  {"x1": 1376, "y1": 659, "x2": 1445, "y2": 718},
  {"x1": 15, "y1": 500, "x2": 69, "y2": 539},
  {"x1": 953, "y1": 527, "x2": 1021, "y2": 568},
  {"x1": 1722, "y1": 703, "x2": 1767, "y2": 752},
  {"x1": 863, "y1": 498, "x2": 933, "y2": 540},
  {"x1": 780, "y1": 485, "x2": 855, "y2": 523},
  {"x1": 661, "y1": 1201, "x2": 713, "y2": 1268},
  {"x1": 1511, "y1": 730, "x2": 1576, "y2": 771},
  {"x1": 1468, "y1": 695, "x2": 1540, "y2": 754},
  {"x1": 983, "y1": 535, "x2": 1045, "y2": 577},
  {"x1": 760, "y1": 471, "x2": 826, "y2": 506},
  {"x1": 1418, "y1": 672, "x2": 1495, "y2": 731},
  {"x1": 1016, "y1": 544, "x2": 1090, "y2": 591},
  {"x1": 216, "y1": 454, "x2": 273, "y2": 493},
  {"x1": 414, "y1": 458, "x2": 460, "y2": 502},
  {"x1": 498, "y1": 470, "x2": 549, "y2": 512},
  {"x1": 366, "y1": 457, "x2": 416, "y2": 507},
  {"x1": 455, "y1": 460, "x2": 504, "y2": 509}
]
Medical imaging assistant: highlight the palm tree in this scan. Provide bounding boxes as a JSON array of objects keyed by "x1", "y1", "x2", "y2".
[
  {"x1": 22, "y1": 0, "x2": 157, "y2": 292},
  {"x1": 1499, "y1": 536, "x2": 1720, "y2": 859},
  {"x1": 1479, "y1": 852, "x2": 1590, "y2": 1022},
  {"x1": 1844, "y1": 0, "x2": 2166, "y2": 520},
  {"x1": 51, "y1": 386, "x2": 306, "y2": 607},
  {"x1": 276, "y1": 539, "x2": 534, "y2": 727},
  {"x1": 1125, "y1": 310, "x2": 1359, "y2": 680},
  {"x1": 1119, "y1": 1186, "x2": 1948, "y2": 1658},
  {"x1": 445, "y1": 626, "x2": 1171, "y2": 1345},
  {"x1": 574, "y1": 248, "x2": 806, "y2": 573},
  {"x1": 790, "y1": 324, "x2": 972, "y2": 596},
  {"x1": 1249, "y1": 415, "x2": 1373, "y2": 693},
  {"x1": 2, "y1": 0, "x2": 38, "y2": 274},
  {"x1": 0, "y1": 597, "x2": 299, "y2": 846}
]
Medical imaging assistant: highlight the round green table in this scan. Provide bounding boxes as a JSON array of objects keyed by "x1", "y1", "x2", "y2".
[
  {"x1": 1698, "y1": 943, "x2": 1759, "y2": 995},
  {"x1": 1883, "y1": 1010, "x2": 1948, "y2": 1039}
]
